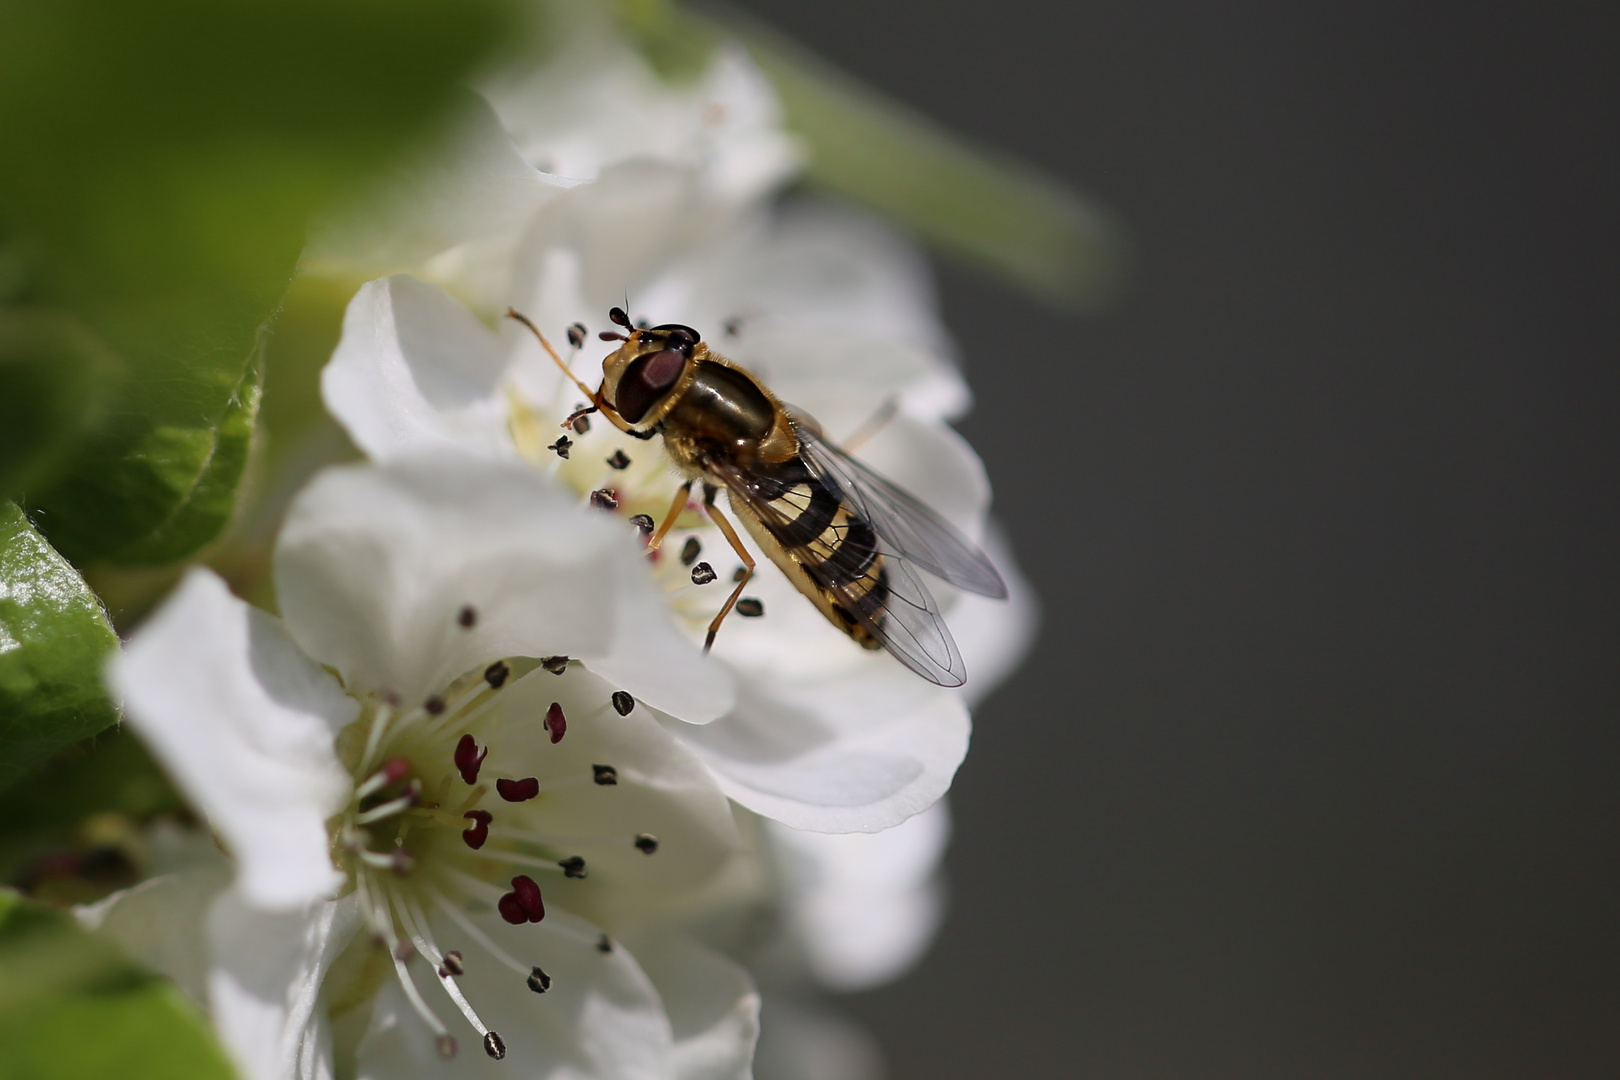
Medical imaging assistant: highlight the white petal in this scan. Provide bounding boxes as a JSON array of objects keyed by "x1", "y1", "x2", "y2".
[
  {"x1": 207, "y1": 889, "x2": 360, "y2": 1080},
  {"x1": 76, "y1": 862, "x2": 233, "y2": 1005},
  {"x1": 753, "y1": 997, "x2": 883, "y2": 1080},
  {"x1": 304, "y1": 92, "x2": 576, "y2": 279},
  {"x1": 668, "y1": 665, "x2": 970, "y2": 834},
  {"x1": 480, "y1": 665, "x2": 738, "y2": 911},
  {"x1": 626, "y1": 935, "x2": 759, "y2": 1080},
  {"x1": 356, "y1": 908, "x2": 673, "y2": 1080},
  {"x1": 947, "y1": 522, "x2": 1039, "y2": 707},
  {"x1": 323, "y1": 276, "x2": 514, "y2": 464},
  {"x1": 109, "y1": 569, "x2": 353, "y2": 908},
  {"x1": 275, "y1": 456, "x2": 732, "y2": 719},
  {"x1": 769, "y1": 801, "x2": 950, "y2": 992}
]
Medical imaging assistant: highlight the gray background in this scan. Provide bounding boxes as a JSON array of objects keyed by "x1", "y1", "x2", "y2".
[{"x1": 732, "y1": 1, "x2": 1619, "y2": 1077}]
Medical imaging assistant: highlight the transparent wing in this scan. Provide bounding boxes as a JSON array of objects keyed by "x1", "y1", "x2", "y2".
[
  {"x1": 709, "y1": 458, "x2": 969, "y2": 687},
  {"x1": 794, "y1": 423, "x2": 1008, "y2": 599}
]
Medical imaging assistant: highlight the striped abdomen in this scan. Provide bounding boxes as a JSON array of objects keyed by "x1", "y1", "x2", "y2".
[{"x1": 749, "y1": 456, "x2": 889, "y2": 647}]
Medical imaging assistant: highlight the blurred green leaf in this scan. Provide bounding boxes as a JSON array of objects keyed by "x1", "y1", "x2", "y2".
[
  {"x1": 0, "y1": 503, "x2": 120, "y2": 792},
  {"x1": 0, "y1": 0, "x2": 513, "y2": 565},
  {"x1": 0, "y1": 311, "x2": 122, "y2": 503},
  {"x1": 0, "y1": 890, "x2": 237, "y2": 1080},
  {"x1": 698, "y1": 5, "x2": 1128, "y2": 311}
]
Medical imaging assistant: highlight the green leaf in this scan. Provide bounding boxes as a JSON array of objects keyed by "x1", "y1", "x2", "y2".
[
  {"x1": 694, "y1": 6, "x2": 1128, "y2": 310},
  {"x1": 0, "y1": 890, "x2": 238, "y2": 1080},
  {"x1": 0, "y1": 503, "x2": 120, "y2": 792},
  {"x1": 0, "y1": 310, "x2": 122, "y2": 503},
  {"x1": 0, "y1": 0, "x2": 514, "y2": 566}
]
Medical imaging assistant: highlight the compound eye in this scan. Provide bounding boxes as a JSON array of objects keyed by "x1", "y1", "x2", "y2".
[
  {"x1": 615, "y1": 348, "x2": 687, "y2": 423},
  {"x1": 650, "y1": 323, "x2": 701, "y2": 353}
]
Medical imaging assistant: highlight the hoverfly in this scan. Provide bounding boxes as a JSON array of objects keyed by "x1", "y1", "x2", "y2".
[{"x1": 507, "y1": 305, "x2": 1008, "y2": 687}]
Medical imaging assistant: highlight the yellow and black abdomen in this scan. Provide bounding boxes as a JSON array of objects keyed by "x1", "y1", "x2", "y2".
[{"x1": 742, "y1": 456, "x2": 889, "y2": 650}]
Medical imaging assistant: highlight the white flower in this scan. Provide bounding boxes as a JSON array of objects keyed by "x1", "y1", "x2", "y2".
[{"x1": 93, "y1": 456, "x2": 763, "y2": 1080}]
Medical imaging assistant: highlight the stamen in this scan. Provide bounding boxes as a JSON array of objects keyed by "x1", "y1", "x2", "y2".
[
  {"x1": 485, "y1": 660, "x2": 512, "y2": 688},
  {"x1": 634, "y1": 834, "x2": 659, "y2": 855},
  {"x1": 528, "y1": 966, "x2": 552, "y2": 993},
  {"x1": 355, "y1": 757, "x2": 411, "y2": 801},
  {"x1": 571, "y1": 412, "x2": 590, "y2": 436},
  {"x1": 736, "y1": 598, "x2": 765, "y2": 617},
  {"x1": 457, "y1": 605, "x2": 478, "y2": 629},
  {"x1": 426, "y1": 885, "x2": 533, "y2": 977},
  {"x1": 438, "y1": 1035, "x2": 457, "y2": 1059},
  {"x1": 548, "y1": 435, "x2": 572, "y2": 459},
  {"x1": 544, "y1": 702, "x2": 567, "y2": 743},
  {"x1": 493, "y1": 875, "x2": 545, "y2": 925},
  {"x1": 596, "y1": 934, "x2": 613, "y2": 953},
  {"x1": 424, "y1": 695, "x2": 446, "y2": 716},
  {"x1": 540, "y1": 656, "x2": 570, "y2": 675},
  {"x1": 495, "y1": 777, "x2": 540, "y2": 802},
  {"x1": 359, "y1": 702, "x2": 396, "y2": 775},
  {"x1": 394, "y1": 891, "x2": 499, "y2": 1054},
  {"x1": 592, "y1": 764, "x2": 618, "y2": 785},
  {"x1": 558, "y1": 856, "x2": 587, "y2": 879},
  {"x1": 690, "y1": 562, "x2": 717, "y2": 585},
  {"x1": 355, "y1": 784, "x2": 421, "y2": 824},
  {"x1": 566, "y1": 323, "x2": 586, "y2": 348},
  {"x1": 439, "y1": 951, "x2": 464, "y2": 977},
  {"x1": 606, "y1": 449, "x2": 631, "y2": 470},
  {"x1": 359, "y1": 848, "x2": 416, "y2": 874},
  {"x1": 680, "y1": 537, "x2": 702, "y2": 566},
  {"x1": 611, "y1": 691, "x2": 635, "y2": 716},
  {"x1": 454, "y1": 734, "x2": 487, "y2": 784},
  {"x1": 389, "y1": 945, "x2": 453, "y2": 1051},
  {"x1": 462, "y1": 810, "x2": 492, "y2": 850},
  {"x1": 628, "y1": 514, "x2": 655, "y2": 537},
  {"x1": 589, "y1": 488, "x2": 619, "y2": 511},
  {"x1": 484, "y1": 1032, "x2": 507, "y2": 1060}
]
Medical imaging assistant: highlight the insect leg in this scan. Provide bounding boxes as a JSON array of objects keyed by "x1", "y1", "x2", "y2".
[
  {"x1": 647, "y1": 480, "x2": 693, "y2": 554},
  {"x1": 699, "y1": 485, "x2": 756, "y2": 654},
  {"x1": 838, "y1": 393, "x2": 900, "y2": 453}
]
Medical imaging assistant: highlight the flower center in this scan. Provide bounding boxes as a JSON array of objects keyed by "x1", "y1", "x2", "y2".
[{"x1": 329, "y1": 655, "x2": 654, "y2": 1061}]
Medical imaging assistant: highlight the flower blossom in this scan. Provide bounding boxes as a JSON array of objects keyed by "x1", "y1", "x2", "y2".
[{"x1": 91, "y1": 455, "x2": 763, "y2": 1080}]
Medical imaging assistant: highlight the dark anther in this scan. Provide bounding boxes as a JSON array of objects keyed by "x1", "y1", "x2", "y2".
[
  {"x1": 483, "y1": 1032, "x2": 506, "y2": 1060},
  {"x1": 497, "y1": 893, "x2": 527, "y2": 924},
  {"x1": 485, "y1": 660, "x2": 511, "y2": 688},
  {"x1": 548, "y1": 435, "x2": 572, "y2": 459},
  {"x1": 690, "y1": 561, "x2": 717, "y2": 585},
  {"x1": 496, "y1": 777, "x2": 540, "y2": 802},
  {"x1": 629, "y1": 514, "x2": 654, "y2": 536},
  {"x1": 592, "y1": 763, "x2": 619, "y2": 785},
  {"x1": 512, "y1": 875, "x2": 546, "y2": 921},
  {"x1": 558, "y1": 855, "x2": 587, "y2": 879},
  {"x1": 438, "y1": 950, "x2": 464, "y2": 977},
  {"x1": 454, "y1": 734, "x2": 487, "y2": 785},
  {"x1": 680, "y1": 537, "x2": 702, "y2": 566},
  {"x1": 528, "y1": 966, "x2": 552, "y2": 993},
  {"x1": 737, "y1": 598, "x2": 765, "y2": 617},
  {"x1": 723, "y1": 317, "x2": 742, "y2": 337},
  {"x1": 393, "y1": 940, "x2": 416, "y2": 962},
  {"x1": 567, "y1": 322, "x2": 587, "y2": 348},
  {"x1": 732, "y1": 565, "x2": 747, "y2": 583},
  {"x1": 611, "y1": 691, "x2": 634, "y2": 716},
  {"x1": 572, "y1": 412, "x2": 591, "y2": 435},
  {"x1": 457, "y1": 605, "x2": 478, "y2": 629},
  {"x1": 606, "y1": 449, "x2": 631, "y2": 470},
  {"x1": 424, "y1": 695, "x2": 446, "y2": 716},
  {"x1": 540, "y1": 655, "x2": 570, "y2": 675},
  {"x1": 596, "y1": 934, "x2": 613, "y2": 954},
  {"x1": 590, "y1": 488, "x2": 619, "y2": 511},
  {"x1": 390, "y1": 850, "x2": 416, "y2": 874},
  {"x1": 462, "y1": 810, "x2": 492, "y2": 850},
  {"x1": 437, "y1": 1034, "x2": 457, "y2": 1059},
  {"x1": 609, "y1": 306, "x2": 632, "y2": 329},
  {"x1": 634, "y1": 834, "x2": 659, "y2": 855},
  {"x1": 544, "y1": 701, "x2": 567, "y2": 743}
]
